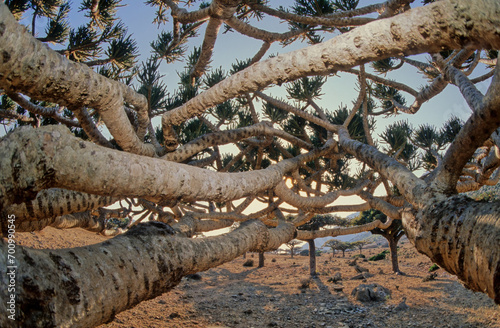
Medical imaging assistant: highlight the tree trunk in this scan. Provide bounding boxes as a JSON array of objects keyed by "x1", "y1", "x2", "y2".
[
  {"x1": 388, "y1": 236, "x2": 400, "y2": 274},
  {"x1": 290, "y1": 247, "x2": 294, "y2": 259},
  {"x1": 342, "y1": 250, "x2": 345, "y2": 257},
  {"x1": 403, "y1": 195, "x2": 500, "y2": 304},
  {"x1": 0, "y1": 220, "x2": 294, "y2": 327},
  {"x1": 307, "y1": 239, "x2": 316, "y2": 276},
  {"x1": 258, "y1": 252, "x2": 265, "y2": 268}
]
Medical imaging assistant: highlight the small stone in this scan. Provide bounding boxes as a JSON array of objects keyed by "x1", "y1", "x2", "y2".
[{"x1": 169, "y1": 312, "x2": 181, "y2": 319}]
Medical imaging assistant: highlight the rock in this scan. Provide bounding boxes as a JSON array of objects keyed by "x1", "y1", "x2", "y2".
[
  {"x1": 422, "y1": 272, "x2": 438, "y2": 282},
  {"x1": 328, "y1": 272, "x2": 342, "y2": 283},
  {"x1": 169, "y1": 312, "x2": 181, "y2": 319},
  {"x1": 332, "y1": 285, "x2": 344, "y2": 292},
  {"x1": 351, "y1": 283, "x2": 391, "y2": 302},
  {"x1": 347, "y1": 259, "x2": 357, "y2": 266},
  {"x1": 394, "y1": 297, "x2": 409, "y2": 311},
  {"x1": 351, "y1": 273, "x2": 365, "y2": 280},
  {"x1": 244, "y1": 309, "x2": 253, "y2": 315},
  {"x1": 354, "y1": 265, "x2": 369, "y2": 273},
  {"x1": 185, "y1": 273, "x2": 202, "y2": 280}
]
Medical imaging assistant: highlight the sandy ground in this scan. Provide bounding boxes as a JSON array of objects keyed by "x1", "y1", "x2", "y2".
[{"x1": 14, "y1": 227, "x2": 500, "y2": 328}]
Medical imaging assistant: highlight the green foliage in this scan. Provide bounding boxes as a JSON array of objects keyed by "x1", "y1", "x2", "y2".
[
  {"x1": 286, "y1": 76, "x2": 326, "y2": 102},
  {"x1": 352, "y1": 254, "x2": 365, "y2": 259},
  {"x1": 80, "y1": 0, "x2": 122, "y2": 28},
  {"x1": 429, "y1": 264, "x2": 440, "y2": 272},
  {"x1": 371, "y1": 83, "x2": 407, "y2": 112},
  {"x1": 352, "y1": 209, "x2": 387, "y2": 226},
  {"x1": 263, "y1": 101, "x2": 289, "y2": 123},
  {"x1": 440, "y1": 116, "x2": 464, "y2": 144},
  {"x1": 203, "y1": 67, "x2": 226, "y2": 89},
  {"x1": 372, "y1": 57, "x2": 398, "y2": 74},
  {"x1": 412, "y1": 124, "x2": 442, "y2": 150},
  {"x1": 151, "y1": 31, "x2": 189, "y2": 63},
  {"x1": 292, "y1": 0, "x2": 336, "y2": 16},
  {"x1": 297, "y1": 214, "x2": 348, "y2": 231},
  {"x1": 41, "y1": 1, "x2": 70, "y2": 44},
  {"x1": 369, "y1": 250, "x2": 389, "y2": 261}
]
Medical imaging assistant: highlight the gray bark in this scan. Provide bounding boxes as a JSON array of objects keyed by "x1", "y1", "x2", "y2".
[
  {"x1": 0, "y1": 219, "x2": 294, "y2": 327},
  {"x1": 403, "y1": 195, "x2": 500, "y2": 303}
]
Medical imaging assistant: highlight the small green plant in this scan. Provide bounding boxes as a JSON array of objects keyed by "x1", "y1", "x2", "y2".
[
  {"x1": 353, "y1": 254, "x2": 366, "y2": 259},
  {"x1": 369, "y1": 250, "x2": 389, "y2": 261},
  {"x1": 429, "y1": 264, "x2": 440, "y2": 272}
]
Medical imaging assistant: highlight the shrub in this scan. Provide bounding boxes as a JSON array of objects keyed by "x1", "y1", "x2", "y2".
[
  {"x1": 369, "y1": 250, "x2": 389, "y2": 261},
  {"x1": 271, "y1": 258, "x2": 277, "y2": 262},
  {"x1": 243, "y1": 259, "x2": 254, "y2": 267},
  {"x1": 429, "y1": 264, "x2": 440, "y2": 272},
  {"x1": 353, "y1": 254, "x2": 366, "y2": 259}
]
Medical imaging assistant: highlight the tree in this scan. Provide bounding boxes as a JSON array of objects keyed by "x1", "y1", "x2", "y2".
[
  {"x1": 285, "y1": 239, "x2": 302, "y2": 259},
  {"x1": 352, "y1": 209, "x2": 405, "y2": 273},
  {"x1": 297, "y1": 214, "x2": 349, "y2": 275},
  {"x1": 352, "y1": 240, "x2": 370, "y2": 255},
  {"x1": 258, "y1": 251, "x2": 265, "y2": 268},
  {"x1": 323, "y1": 239, "x2": 354, "y2": 258},
  {"x1": 322, "y1": 239, "x2": 341, "y2": 258},
  {"x1": 1, "y1": 0, "x2": 500, "y2": 326}
]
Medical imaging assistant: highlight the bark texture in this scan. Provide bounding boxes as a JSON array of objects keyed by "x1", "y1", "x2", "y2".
[
  {"x1": 0, "y1": 126, "x2": 286, "y2": 212},
  {"x1": 403, "y1": 195, "x2": 500, "y2": 303},
  {"x1": 0, "y1": 220, "x2": 294, "y2": 327},
  {"x1": 162, "y1": 0, "x2": 500, "y2": 129},
  {"x1": 0, "y1": 4, "x2": 154, "y2": 156}
]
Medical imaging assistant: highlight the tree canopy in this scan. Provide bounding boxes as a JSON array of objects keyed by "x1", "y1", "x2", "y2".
[{"x1": 1, "y1": 0, "x2": 500, "y2": 326}]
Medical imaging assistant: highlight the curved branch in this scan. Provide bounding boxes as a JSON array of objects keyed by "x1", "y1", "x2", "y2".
[
  {"x1": 190, "y1": 17, "x2": 223, "y2": 80},
  {"x1": 338, "y1": 127, "x2": 427, "y2": 207},
  {"x1": 7, "y1": 93, "x2": 81, "y2": 128},
  {"x1": 0, "y1": 219, "x2": 294, "y2": 327},
  {"x1": 0, "y1": 125, "x2": 335, "y2": 212},
  {"x1": 297, "y1": 217, "x2": 393, "y2": 240},
  {"x1": 433, "y1": 63, "x2": 500, "y2": 192},
  {"x1": 274, "y1": 179, "x2": 370, "y2": 208},
  {"x1": 161, "y1": 0, "x2": 211, "y2": 23},
  {"x1": 73, "y1": 107, "x2": 114, "y2": 148},
  {"x1": 225, "y1": 16, "x2": 306, "y2": 42},
  {"x1": 162, "y1": 121, "x2": 312, "y2": 162},
  {"x1": 256, "y1": 91, "x2": 339, "y2": 133},
  {"x1": 0, "y1": 5, "x2": 155, "y2": 156},
  {"x1": 403, "y1": 195, "x2": 500, "y2": 304},
  {"x1": 161, "y1": 0, "x2": 500, "y2": 130},
  {"x1": 249, "y1": 2, "x2": 376, "y2": 27}
]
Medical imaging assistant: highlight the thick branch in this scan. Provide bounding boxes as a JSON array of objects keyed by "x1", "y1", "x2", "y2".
[
  {"x1": 0, "y1": 5, "x2": 154, "y2": 156},
  {"x1": 0, "y1": 219, "x2": 294, "y2": 327},
  {"x1": 161, "y1": 0, "x2": 500, "y2": 130},
  {"x1": 433, "y1": 63, "x2": 500, "y2": 192},
  {"x1": 403, "y1": 195, "x2": 500, "y2": 304}
]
